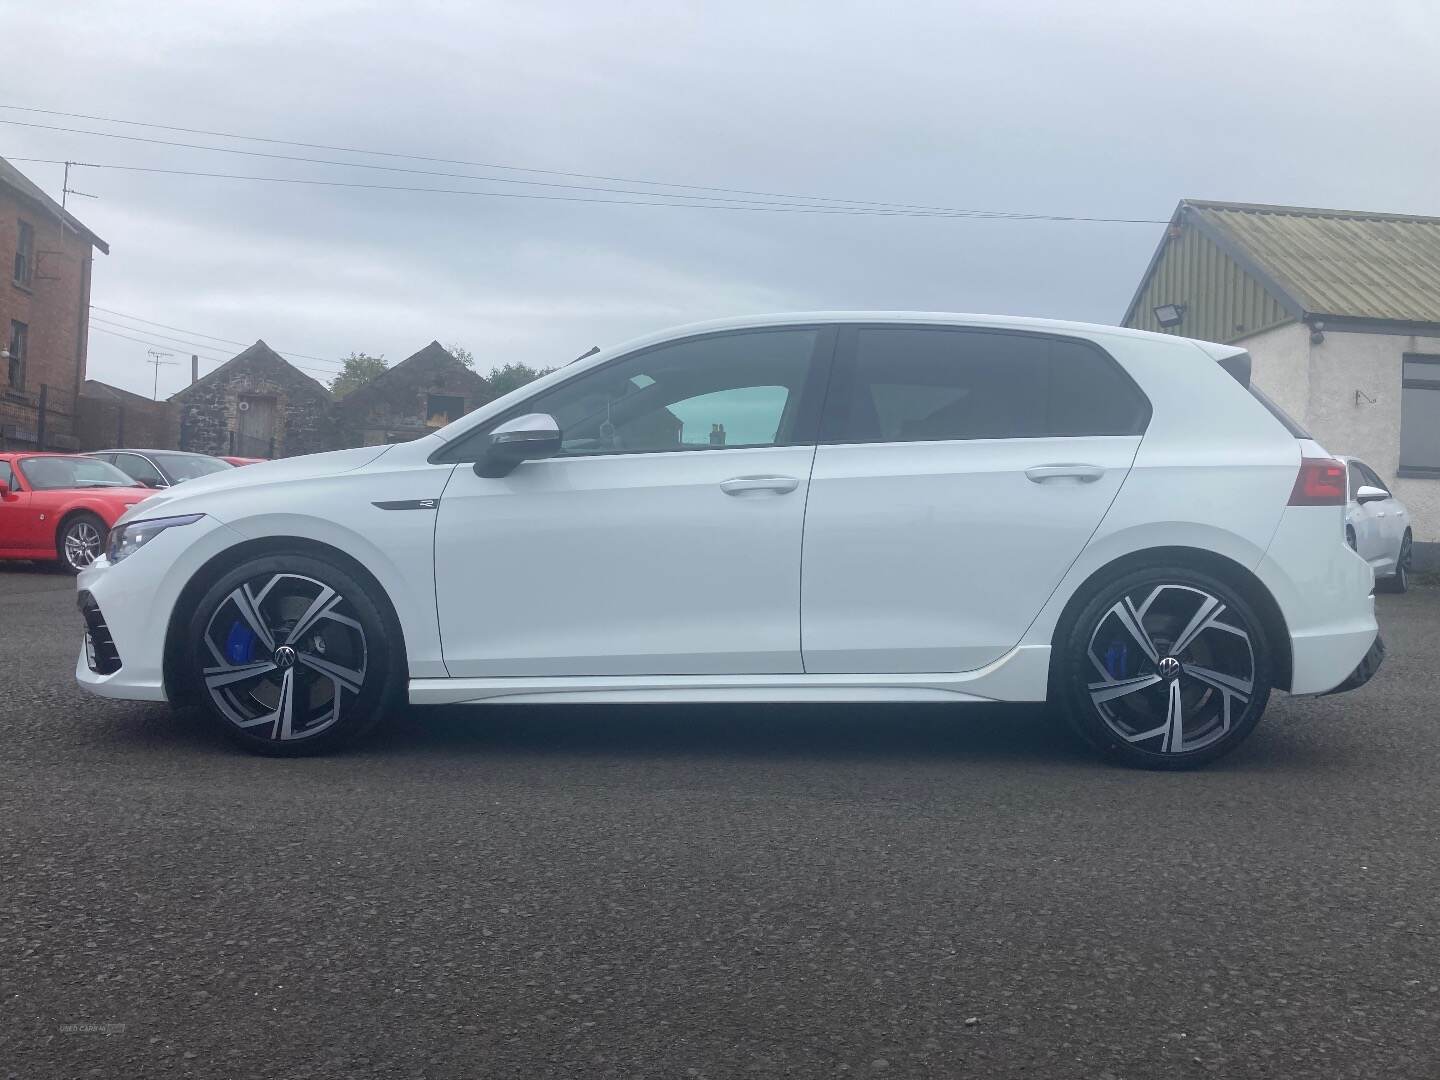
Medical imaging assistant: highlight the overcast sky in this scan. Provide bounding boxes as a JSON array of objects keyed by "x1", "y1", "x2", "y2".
[{"x1": 5, "y1": 0, "x2": 1439, "y2": 399}]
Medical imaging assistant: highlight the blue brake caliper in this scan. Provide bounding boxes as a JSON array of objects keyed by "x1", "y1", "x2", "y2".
[
  {"x1": 1104, "y1": 642, "x2": 1128, "y2": 680},
  {"x1": 225, "y1": 620, "x2": 258, "y2": 665}
]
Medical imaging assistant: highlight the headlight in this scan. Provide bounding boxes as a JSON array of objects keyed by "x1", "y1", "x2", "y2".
[{"x1": 106, "y1": 513, "x2": 204, "y2": 564}]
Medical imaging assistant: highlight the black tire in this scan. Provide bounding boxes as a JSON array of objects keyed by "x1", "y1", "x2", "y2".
[
  {"x1": 183, "y1": 552, "x2": 405, "y2": 756},
  {"x1": 1379, "y1": 531, "x2": 1412, "y2": 594},
  {"x1": 1055, "y1": 564, "x2": 1274, "y2": 770},
  {"x1": 57, "y1": 512, "x2": 107, "y2": 573}
]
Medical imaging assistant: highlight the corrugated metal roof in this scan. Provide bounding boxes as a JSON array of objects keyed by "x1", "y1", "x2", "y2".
[
  {"x1": 0, "y1": 155, "x2": 108, "y2": 253},
  {"x1": 1186, "y1": 200, "x2": 1440, "y2": 324}
]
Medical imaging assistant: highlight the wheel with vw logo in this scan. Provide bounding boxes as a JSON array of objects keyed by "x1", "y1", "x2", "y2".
[
  {"x1": 184, "y1": 551, "x2": 405, "y2": 755},
  {"x1": 1057, "y1": 564, "x2": 1275, "y2": 769}
]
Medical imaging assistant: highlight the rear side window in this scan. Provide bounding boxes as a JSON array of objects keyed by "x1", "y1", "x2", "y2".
[{"x1": 821, "y1": 327, "x2": 1149, "y2": 444}]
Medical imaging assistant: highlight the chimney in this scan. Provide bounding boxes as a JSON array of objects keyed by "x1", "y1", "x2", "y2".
[{"x1": 191, "y1": 354, "x2": 199, "y2": 384}]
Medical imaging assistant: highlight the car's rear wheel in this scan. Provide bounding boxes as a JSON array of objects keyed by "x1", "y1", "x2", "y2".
[
  {"x1": 184, "y1": 552, "x2": 404, "y2": 755},
  {"x1": 1057, "y1": 565, "x2": 1274, "y2": 770},
  {"x1": 1379, "y1": 531, "x2": 1412, "y2": 594},
  {"x1": 58, "y1": 512, "x2": 106, "y2": 573}
]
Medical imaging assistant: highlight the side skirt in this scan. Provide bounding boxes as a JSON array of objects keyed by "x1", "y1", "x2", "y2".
[{"x1": 408, "y1": 645, "x2": 1052, "y2": 706}]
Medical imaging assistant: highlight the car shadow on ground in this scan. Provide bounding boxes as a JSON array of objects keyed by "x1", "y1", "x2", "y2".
[{"x1": 93, "y1": 697, "x2": 1359, "y2": 775}]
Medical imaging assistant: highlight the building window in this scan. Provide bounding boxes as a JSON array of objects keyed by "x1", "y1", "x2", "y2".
[
  {"x1": 13, "y1": 219, "x2": 34, "y2": 287},
  {"x1": 1400, "y1": 354, "x2": 1440, "y2": 477},
  {"x1": 7, "y1": 320, "x2": 27, "y2": 389},
  {"x1": 426, "y1": 393, "x2": 465, "y2": 427}
]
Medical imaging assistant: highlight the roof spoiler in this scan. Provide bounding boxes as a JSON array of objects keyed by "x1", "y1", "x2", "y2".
[
  {"x1": 1217, "y1": 351, "x2": 1251, "y2": 387},
  {"x1": 1189, "y1": 340, "x2": 1252, "y2": 387}
]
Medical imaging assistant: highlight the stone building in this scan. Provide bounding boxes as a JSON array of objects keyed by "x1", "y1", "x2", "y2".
[
  {"x1": 170, "y1": 340, "x2": 334, "y2": 458},
  {"x1": 332, "y1": 340, "x2": 492, "y2": 445},
  {"x1": 0, "y1": 156, "x2": 109, "y2": 450}
]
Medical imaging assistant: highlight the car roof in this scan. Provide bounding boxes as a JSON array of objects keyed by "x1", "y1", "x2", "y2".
[
  {"x1": 607, "y1": 310, "x2": 1224, "y2": 345},
  {"x1": 88, "y1": 448, "x2": 211, "y2": 457}
]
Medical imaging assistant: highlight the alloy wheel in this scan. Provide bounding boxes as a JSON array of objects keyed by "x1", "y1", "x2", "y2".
[
  {"x1": 200, "y1": 573, "x2": 368, "y2": 742},
  {"x1": 64, "y1": 521, "x2": 103, "y2": 570},
  {"x1": 1085, "y1": 584, "x2": 1255, "y2": 755}
]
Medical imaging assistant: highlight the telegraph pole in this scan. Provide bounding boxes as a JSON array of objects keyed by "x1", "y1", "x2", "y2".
[{"x1": 146, "y1": 349, "x2": 176, "y2": 401}]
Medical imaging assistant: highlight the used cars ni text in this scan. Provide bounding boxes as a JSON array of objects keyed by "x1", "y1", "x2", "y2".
[{"x1": 74, "y1": 313, "x2": 1383, "y2": 768}]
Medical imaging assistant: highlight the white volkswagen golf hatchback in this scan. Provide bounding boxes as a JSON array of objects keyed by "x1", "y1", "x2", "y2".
[{"x1": 76, "y1": 313, "x2": 1383, "y2": 768}]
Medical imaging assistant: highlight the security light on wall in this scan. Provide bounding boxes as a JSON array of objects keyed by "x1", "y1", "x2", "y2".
[{"x1": 1153, "y1": 304, "x2": 1187, "y2": 328}]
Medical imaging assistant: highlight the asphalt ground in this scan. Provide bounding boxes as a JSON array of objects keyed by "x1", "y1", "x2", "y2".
[{"x1": 2, "y1": 564, "x2": 1437, "y2": 1079}]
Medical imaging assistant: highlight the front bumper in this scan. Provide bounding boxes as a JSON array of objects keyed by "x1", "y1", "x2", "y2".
[
  {"x1": 1323, "y1": 633, "x2": 1386, "y2": 696},
  {"x1": 74, "y1": 514, "x2": 244, "y2": 703}
]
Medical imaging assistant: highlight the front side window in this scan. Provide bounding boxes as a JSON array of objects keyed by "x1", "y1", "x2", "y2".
[
  {"x1": 17, "y1": 456, "x2": 134, "y2": 490},
  {"x1": 13, "y1": 219, "x2": 34, "y2": 287},
  {"x1": 150, "y1": 453, "x2": 231, "y2": 481},
  {"x1": 114, "y1": 453, "x2": 166, "y2": 486},
  {"x1": 7, "y1": 320, "x2": 27, "y2": 389},
  {"x1": 486, "y1": 328, "x2": 819, "y2": 458},
  {"x1": 1356, "y1": 461, "x2": 1390, "y2": 494},
  {"x1": 1400, "y1": 355, "x2": 1440, "y2": 477},
  {"x1": 821, "y1": 327, "x2": 1149, "y2": 444},
  {"x1": 1346, "y1": 461, "x2": 1367, "y2": 500}
]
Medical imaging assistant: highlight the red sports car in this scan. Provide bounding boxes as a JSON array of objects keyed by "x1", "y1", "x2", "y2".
[{"x1": 0, "y1": 453, "x2": 153, "y2": 572}]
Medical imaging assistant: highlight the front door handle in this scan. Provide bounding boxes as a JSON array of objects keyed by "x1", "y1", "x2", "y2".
[
  {"x1": 1025, "y1": 464, "x2": 1106, "y2": 484},
  {"x1": 720, "y1": 476, "x2": 800, "y2": 496}
]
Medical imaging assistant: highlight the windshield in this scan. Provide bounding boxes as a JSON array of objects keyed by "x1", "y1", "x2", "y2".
[
  {"x1": 152, "y1": 453, "x2": 233, "y2": 481},
  {"x1": 18, "y1": 456, "x2": 138, "y2": 491}
]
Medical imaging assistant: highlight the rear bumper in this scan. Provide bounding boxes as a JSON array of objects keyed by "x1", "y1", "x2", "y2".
[
  {"x1": 1255, "y1": 506, "x2": 1380, "y2": 695},
  {"x1": 1323, "y1": 633, "x2": 1386, "y2": 696}
]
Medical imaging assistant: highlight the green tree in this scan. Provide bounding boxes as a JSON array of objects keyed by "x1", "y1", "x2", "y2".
[
  {"x1": 329, "y1": 352, "x2": 387, "y2": 397},
  {"x1": 445, "y1": 343, "x2": 475, "y2": 369},
  {"x1": 487, "y1": 362, "x2": 557, "y2": 398}
]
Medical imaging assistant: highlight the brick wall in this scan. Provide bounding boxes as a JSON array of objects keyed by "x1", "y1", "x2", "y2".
[{"x1": 0, "y1": 186, "x2": 97, "y2": 448}]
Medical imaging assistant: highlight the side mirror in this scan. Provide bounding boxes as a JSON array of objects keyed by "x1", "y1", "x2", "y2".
[
  {"x1": 0, "y1": 481, "x2": 10, "y2": 498},
  {"x1": 475, "y1": 413, "x2": 562, "y2": 478},
  {"x1": 1355, "y1": 485, "x2": 1389, "y2": 504}
]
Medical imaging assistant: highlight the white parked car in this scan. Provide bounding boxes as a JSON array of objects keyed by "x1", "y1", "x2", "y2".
[
  {"x1": 1339, "y1": 456, "x2": 1413, "y2": 593},
  {"x1": 75, "y1": 313, "x2": 1383, "y2": 769}
]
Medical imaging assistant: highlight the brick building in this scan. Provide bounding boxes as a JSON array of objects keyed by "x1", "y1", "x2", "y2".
[
  {"x1": 332, "y1": 340, "x2": 492, "y2": 445},
  {"x1": 171, "y1": 340, "x2": 334, "y2": 458},
  {"x1": 0, "y1": 156, "x2": 109, "y2": 450}
]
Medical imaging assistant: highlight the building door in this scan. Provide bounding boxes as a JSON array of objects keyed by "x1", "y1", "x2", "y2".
[{"x1": 237, "y1": 396, "x2": 276, "y2": 457}]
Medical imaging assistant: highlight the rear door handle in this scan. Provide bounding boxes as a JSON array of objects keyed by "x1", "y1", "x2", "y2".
[
  {"x1": 1025, "y1": 464, "x2": 1106, "y2": 484},
  {"x1": 720, "y1": 476, "x2": 800, "y2": 496}
]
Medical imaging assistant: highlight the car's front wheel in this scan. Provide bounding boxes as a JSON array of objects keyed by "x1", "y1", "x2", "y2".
[
  {"x1": 184, "y1": 552, "x2": 404, "y2": 755},
  {"x1": 58, "y1": 512, "x2": 106, "y2": 573},
  {"x1": 1057, "y1": 566, "x2": 1274, "y2": 770}
]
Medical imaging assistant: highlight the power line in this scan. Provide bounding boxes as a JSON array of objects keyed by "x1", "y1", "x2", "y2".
[
  {"x1": 0, "y1": 102, "x2": 1157, "y2": 219},
  {"x1": 89, "y1": 323, "x2": 225, "y2": 361},
  {"x1": 6, "y1": 155, "x2": 1167, "y2": 223},
  {"x1": 91, "y1": 305, "x2": 340, "y2": 366},
  {"x1": 88, "y1": 322, "x2": 337, "y2": 379},
  {"x1": 2, "y1": 118, "x2": 1012, "y2": 213}
]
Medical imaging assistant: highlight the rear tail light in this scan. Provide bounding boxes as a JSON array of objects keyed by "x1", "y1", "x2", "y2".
[{"x1": 1289, "y1": 457, "x2": 1346, "y2": 506}]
